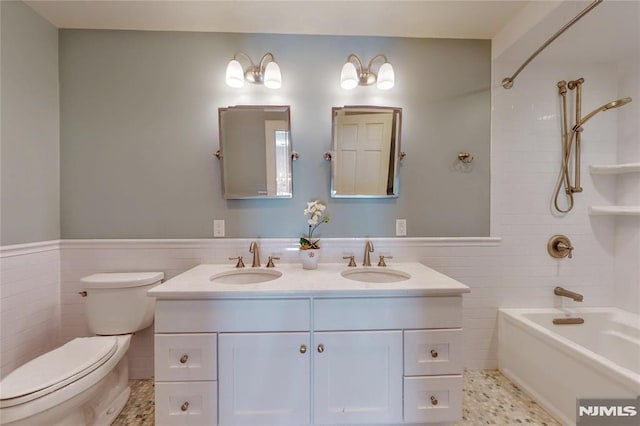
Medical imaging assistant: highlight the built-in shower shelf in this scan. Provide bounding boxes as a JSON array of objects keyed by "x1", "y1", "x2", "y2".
[
  {"x1": 589, "y1": 163, "x2": 640, "y2": 175},
  {"x1": 589, "y1": 206, "x2": 640, "y2": 216}
]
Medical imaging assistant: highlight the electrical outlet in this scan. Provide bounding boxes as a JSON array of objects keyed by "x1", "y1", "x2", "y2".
[
  {"x1": 396, "y1": 219, "x2": 407, "y2": 236},
  {"x1": 214, "y1": 220, "x2": 225, "y2": 237}
]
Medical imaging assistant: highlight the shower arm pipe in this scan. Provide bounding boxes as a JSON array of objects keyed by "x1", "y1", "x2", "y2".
[{"x1": 502, "y1": 0, "x2": 603, "y2": 89}]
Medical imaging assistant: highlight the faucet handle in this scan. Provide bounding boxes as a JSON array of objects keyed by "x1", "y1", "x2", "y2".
[
  {"x1": 377, "y1": 255, "x2": 393, "y2": 267},
  {"x1": 342, "y1": 256, "x2": 357, "y2": 267},
  {"x1": 266, "y1": 256, "x2": 280, "y2": 268},
  {"x1": 229, "y1": 256, "x2": 245, "y2": 268},
  {"x1": 548, "y1": 235, "x2": 574, "y2": 259},
  {"x1": 557, "y1": 242, "x2": 574, "y2": 258}
]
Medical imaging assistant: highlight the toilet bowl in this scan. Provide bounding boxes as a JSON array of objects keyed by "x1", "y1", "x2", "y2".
[{"x1": 0, "y1": 272, "x2": 163, "y2": 425}]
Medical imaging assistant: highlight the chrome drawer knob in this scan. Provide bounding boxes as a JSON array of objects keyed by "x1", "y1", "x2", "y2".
[
  {"x1": 430, "y1": 349, "x2": 438, "y2": 358},
  {"x1": 299, "y1": 344, "x2": 307, "y2": 354},
  {"x1": 430, "y1": 396, "x2": 438, "y2": 406},
  {"x1": 317, "y1": 344, "x2": 325, "y2": 353},
  {"x1": 180, "y1": 354, "x2": 189, "y2": 364},
  {"x1": 181, "y1": 401, "x2": 189, "y2": 411}
]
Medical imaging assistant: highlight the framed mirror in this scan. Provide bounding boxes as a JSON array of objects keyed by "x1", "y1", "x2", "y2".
[
  {"x1": 218, "y1": 105, "x2": 293, "y2": 199},
  {"x1": 329, "y1": 106, "x2": 403, "y2": 198}
]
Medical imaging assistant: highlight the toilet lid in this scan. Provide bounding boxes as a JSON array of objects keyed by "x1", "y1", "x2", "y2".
[{"x1": 0, "y1": 337, "x2": 118, "y2": 407}]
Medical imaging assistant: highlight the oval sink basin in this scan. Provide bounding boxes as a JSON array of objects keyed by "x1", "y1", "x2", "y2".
[
  {"x1": 210, "y1": 269, "x2": 282, "y2": 284},
  {"x1": 341, "y1": 268, "x2": 411, "y2": 283}
]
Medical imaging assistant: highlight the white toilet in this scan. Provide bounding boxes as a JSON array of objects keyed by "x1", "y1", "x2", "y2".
[{"x1": 0, "y1": 272, "x2": 164, "y2": 426}]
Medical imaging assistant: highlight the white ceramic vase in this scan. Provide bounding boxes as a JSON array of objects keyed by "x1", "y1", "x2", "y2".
[{"x1": 300, "y1": 248, "x2": 320, "y2": 270}]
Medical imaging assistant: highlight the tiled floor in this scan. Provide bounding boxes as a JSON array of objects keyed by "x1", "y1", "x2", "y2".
[{"x1": 114, "y1": 370, "x2": 560, "y2": 425}]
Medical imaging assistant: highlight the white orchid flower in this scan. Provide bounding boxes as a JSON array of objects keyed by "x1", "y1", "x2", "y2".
[{"x1": 301, "y1": 199, "x2": 329, "y2": 250}]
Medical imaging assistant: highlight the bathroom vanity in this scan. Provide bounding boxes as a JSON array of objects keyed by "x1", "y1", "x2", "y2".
[{"x1": 149, "y1": 262, "x2": 470, "y2": 425}]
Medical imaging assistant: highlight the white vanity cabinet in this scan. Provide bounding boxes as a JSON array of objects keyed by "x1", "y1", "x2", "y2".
[
  {"x1": 154, "y1": 298, "x2": 311, "y2": 425},
  {"x1": 313, "y1": 330, "x2": 403, "y2": 424},
  {"x1": 150, "y1": 263, "x2": 470, "y2": 426},
  {"x1": 218, "y1": 332, "x2": 311, "y2": 425},
  {"x1": 314, "y1": 296, "x2": 463, "y2": 425}
]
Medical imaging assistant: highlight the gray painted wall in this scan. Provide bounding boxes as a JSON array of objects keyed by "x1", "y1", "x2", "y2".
[
  {"x1": 59, "y1": 30, "x2": 490, "y2": 239},
  {"x1": 1, "y1": 1, "x2": 59, "y2": 245}
]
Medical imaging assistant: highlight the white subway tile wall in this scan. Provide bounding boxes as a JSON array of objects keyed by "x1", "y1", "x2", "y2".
[{"x1": 0, "y1": 242, "x2": 60, "y2": 379}]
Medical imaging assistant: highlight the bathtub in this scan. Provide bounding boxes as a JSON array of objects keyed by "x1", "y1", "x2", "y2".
[{"x1": 498, "y1": 307, "x2": 640, "y2": 425}]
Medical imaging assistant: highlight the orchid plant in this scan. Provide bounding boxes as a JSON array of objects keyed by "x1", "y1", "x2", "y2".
[{"x1": 300, "y1": 200, "x2": 330, "y2": 250}]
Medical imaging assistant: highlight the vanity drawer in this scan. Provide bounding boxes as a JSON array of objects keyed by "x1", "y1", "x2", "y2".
[
  {"x1": 155, "y1": 298, "x2": 310, "y2": 332},
  {"x1": 404, "y1": 329, "x2": 462, "y2": 376},
  {"x1": 155, "y1": 381, "x2": 217, "y2": 425},
  {"x1": 155, "y1": 333, "x2": 217, "y2": 381},
  {"x1": 314, "y1": 297, "x2": 462, "y2": 330},
  {"x1": 403, "y1": 375, "x2": 463, "y2": 424}
]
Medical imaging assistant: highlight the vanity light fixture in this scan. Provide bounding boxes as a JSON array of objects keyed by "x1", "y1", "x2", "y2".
[
  {"x1": 225, "y1": 52, "x2": 282, "y2": 89},
  {"x1": 340, "y1": 53, "x2": 395, "y2": 90}
]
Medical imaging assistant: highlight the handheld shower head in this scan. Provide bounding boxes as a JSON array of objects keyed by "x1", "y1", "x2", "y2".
[
  {"x1": 574, "y1": 97, "x2": 632, "y2": 129},
  {"x1": 603, "y1": 97, "x2": 632, "y2": 110}
]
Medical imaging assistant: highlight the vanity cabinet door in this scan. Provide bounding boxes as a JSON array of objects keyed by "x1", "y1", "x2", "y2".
[
  {"x1": 218, "y1": 332, "x2": 311, "y2": 426},
  {"x1": 313, "y1": 330, "x2": 403, "y2": 425}
]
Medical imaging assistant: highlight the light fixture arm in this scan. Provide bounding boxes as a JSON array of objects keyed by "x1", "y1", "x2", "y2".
[
  {"x1": 233, "y1": 52, "x2": 257, "y2": 69},
  {"x1": 230, "y1": 52, "x2": 279, "y2": 86},
  {"x1": 366, "y1": 54, "x2": 389, "y2": 73},
  {"x1": 346, "y1": 53, "x2": 365, "y2": 73},
  {"x1": 258, "y1": 52, "x2": 276, "y2": 73},
  {"x1": 345, "y1": 53, "x2": 391, "y2": 86},
  {"x1": 340, "y1": 53, "x2": 394, "y2": 90}
]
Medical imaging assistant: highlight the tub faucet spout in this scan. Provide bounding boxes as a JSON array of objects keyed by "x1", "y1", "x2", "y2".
[{"x1": 554, "y1": 286, "x2": 583, "y2": 302}]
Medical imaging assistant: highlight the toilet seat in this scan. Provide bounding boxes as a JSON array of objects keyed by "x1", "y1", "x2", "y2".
[{"x1": 0, "y1": 336, "x2": 118, "y2": 408}]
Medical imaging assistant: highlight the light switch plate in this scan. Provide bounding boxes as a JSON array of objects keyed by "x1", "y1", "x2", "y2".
[{"x1": 396, "y1": 219, "x2": 407, "y2": 236}]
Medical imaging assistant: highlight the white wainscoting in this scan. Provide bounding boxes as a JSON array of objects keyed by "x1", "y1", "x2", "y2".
[
  {"x1": 0, "y1": 241, "x2": 60, "y2": 379},
  {"x1": 3, "y1": 230, "x2": 620, "y2": 379}
]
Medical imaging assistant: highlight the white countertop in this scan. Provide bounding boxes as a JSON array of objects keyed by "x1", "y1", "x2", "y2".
[{"x1": 148, "y1": 262, "x2": 471, "y2": 299}]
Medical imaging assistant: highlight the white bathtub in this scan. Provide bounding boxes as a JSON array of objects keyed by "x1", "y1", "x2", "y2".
[{"x1": 498, "y1": 307, "x2": 640, "y2": 425}]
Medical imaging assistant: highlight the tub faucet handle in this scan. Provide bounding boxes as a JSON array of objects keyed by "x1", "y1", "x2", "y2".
[
  {"x1": 547, "y1": 235, "x2": 574, "y2": 259},
  {"x1": 557, "y1": 241, "x2": 574, "y2": 258}
]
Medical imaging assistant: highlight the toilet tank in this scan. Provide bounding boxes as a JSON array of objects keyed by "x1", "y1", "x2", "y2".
[{"x1": 80, "y1": 272, "x2": 164, "y2": 335}]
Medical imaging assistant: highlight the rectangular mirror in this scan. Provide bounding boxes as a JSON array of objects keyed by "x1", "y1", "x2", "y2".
[
  {"x1": 330, "y1": 106, "x2": 402, "y2": 198},
  {"x1": 218, "y1": 105, "x2": 293, "y2": 199}
]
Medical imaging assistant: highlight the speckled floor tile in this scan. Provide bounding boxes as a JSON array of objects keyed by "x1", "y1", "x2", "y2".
[
  {"x1": 114, "y1": 370, "x2": 560, "y2": 425},
  {"x1": 459, "y1": 370, "x2": 561, "y2": 425},
  {"x1": 112, "y1": 379, "x2": 154, "y2": 425}
]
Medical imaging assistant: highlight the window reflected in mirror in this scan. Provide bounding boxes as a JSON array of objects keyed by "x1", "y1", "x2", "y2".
[{"x1": 218, "y1": 106, "x2": 293, "y2": 199}]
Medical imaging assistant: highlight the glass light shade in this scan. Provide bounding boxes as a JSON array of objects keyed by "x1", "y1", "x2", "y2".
[
  {"x1": 376, "y1": 62, "x2": 395, "y2": 90},
  {"x1": 340, "y1": 62, "x2": 358, "y2": 89},
  {"x1": 225, "y1": 59, "x2": 245, "y2": 88},
  {"x1": 263, "y1": 61, "x2": 282, "y2": 89}
]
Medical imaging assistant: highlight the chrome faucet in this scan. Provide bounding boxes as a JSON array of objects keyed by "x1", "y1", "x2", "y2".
[
  {"x1": 249, "y1": 241, "x2": 261, "y2": 267},
  {"x1": 363, "y1": 240, "x2": 374, "y2": 267},
  {"x1": 554, "y1": 286, "x2": 583, "y2": 302}
]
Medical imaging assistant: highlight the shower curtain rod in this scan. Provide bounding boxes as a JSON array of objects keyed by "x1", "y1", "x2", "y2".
[{"x1": 502, "y1": 0, "x2": 603, "y2": 89}]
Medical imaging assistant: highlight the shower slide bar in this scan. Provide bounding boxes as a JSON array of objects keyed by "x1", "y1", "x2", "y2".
[{"x1": 502, "y1": 0, "x2": 603, "y2": 89}]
